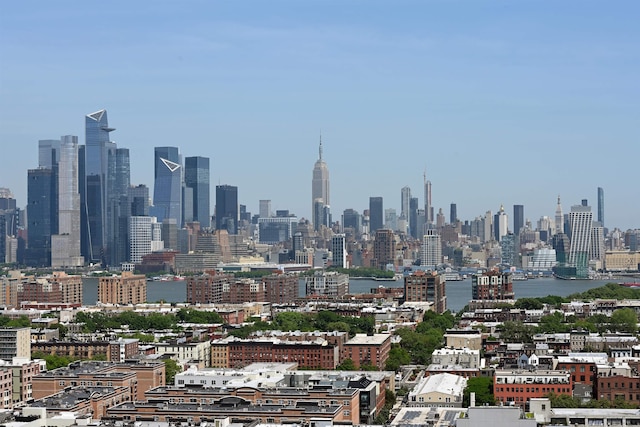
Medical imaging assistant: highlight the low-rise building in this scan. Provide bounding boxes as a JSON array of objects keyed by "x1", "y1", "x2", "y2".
[
  {"x1": 494, "y1": 369, "x2": 572, "y2": 408},
  {"x1": 407, "y1": 373, "x2": 467, "y2": 408},
  {"x1": 342, "y1": 333, "x2": 391, "y2": 370}
]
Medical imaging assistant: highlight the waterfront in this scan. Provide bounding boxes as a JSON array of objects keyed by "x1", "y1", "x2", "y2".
[{"x1": 82, "y1": 276, "x2": 618, "y2": 312}]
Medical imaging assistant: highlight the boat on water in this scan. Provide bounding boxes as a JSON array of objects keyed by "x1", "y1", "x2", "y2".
[{"x1": 618, "y1": 282, "x2": 640, "y2": 288}]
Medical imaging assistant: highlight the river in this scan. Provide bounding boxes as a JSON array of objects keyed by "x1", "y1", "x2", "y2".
[{"x1": 82, "y1": 277, "x2": 617, "y2": 312}]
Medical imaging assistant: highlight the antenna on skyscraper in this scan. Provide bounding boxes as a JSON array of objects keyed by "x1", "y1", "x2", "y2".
[{"x1": 319, "y1": 131, "x2": 323, "y2": 161}]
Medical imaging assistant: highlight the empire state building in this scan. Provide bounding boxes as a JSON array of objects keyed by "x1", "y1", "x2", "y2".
[{"x1": 311, "y1": 137, "x2": 330, "y2": 225}]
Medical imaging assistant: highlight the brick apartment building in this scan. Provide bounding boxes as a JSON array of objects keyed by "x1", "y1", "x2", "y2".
[
  {"x1": 342, "y1": 333, "x2": 391, "y2": 370},
  {"x1": 471, "y1": 270, "x2": 515, "y2": 300},
  {"x1": 404, "y1": 270, "x2": 446, "y2": 314},
  {"x1": 98, "y1": 272, "x2": 147, "y2": 305},
  {"x1": 494, "y1": 369, "x2": 572, "y2": 408},
  {"x1": 186, "y1": 271, "x2": 233, "y2": 304}
]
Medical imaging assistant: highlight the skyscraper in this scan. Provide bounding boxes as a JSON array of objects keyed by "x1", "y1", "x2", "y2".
[
  {"x1": 409, "y1": 197, "x2": 419, "y2": 239},
  {"x1": 555, "y1": 196, "x2": 564, "y2": 235},
  {"x1": 513, "y1": 204, "x2": 524, "y2": 236},
  {"x1": 259, "y1": 200, "x2": 272, "y2": 219},
  {"x1": 494, "y1": 205, "x2": 508, "y2": 242},
  {"x1": 421, "y1": 229, "x2": 442, "y2": 268},
  {"x1": 184, "y1": 156, "x2": 210, "y2": 228},
  {"x1": 568, "y1": 205, "x2": 593, "y2": 279},
  {"x1": 311, "y1": 137, "x2": 330, "y2": 225},
  {"x1": 84, "y1": 109, "x2": 119, "y2": 265},
  {"x1": 401, "y1": 186, "x2": 411, "y2": 226},
  {"x1": 369, "y1": 197, "x2": 383, "y2": 233},
  {"x1": 153, "y1": 146, "x2": 182, "y2": 227},
  {"x1": 424, "y1": 172, "x2": 433, "y2": 224},
  {"x1": 342, "y1": 209, "x2": 361, "y2": 234},
  {"x1": 331, "y1": 234, "x2": 347, "y2": 268},
  {"x1": 450, "y1": 203, "x2": 457, "y2": 225},
  {"x1": 51, "y1": 135, "x2": 83, "y2": 268},
  {"x1": 597, "y1": 187, "x2": 604, "y2": 227},
  {"x1": 215, "y1": 185, "x2": 238, "y2": 234},
  {"x1": 26, "y1": 168, "x2": 55, "y2": 266}
]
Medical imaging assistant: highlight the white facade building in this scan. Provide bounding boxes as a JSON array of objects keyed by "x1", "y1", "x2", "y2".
[
  {"x1": 129, "y1": 216, "x2": 163, "y2": 264},
  {"x1": 421, "y1": 230, "x2": 442, "y2": 268}
]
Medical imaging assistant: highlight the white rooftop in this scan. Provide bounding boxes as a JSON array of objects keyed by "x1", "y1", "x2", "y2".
[
  {"x1": 409, "y1": 373, "x2": 467, "y2": 397},
  {"x1": 346, "y1": 333, "x2": 391, "y2": 345}
]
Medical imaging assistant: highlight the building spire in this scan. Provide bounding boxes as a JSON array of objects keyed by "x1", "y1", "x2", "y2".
[{"x1": 319, "y1": 132, "x2": 323, "y2": 161}]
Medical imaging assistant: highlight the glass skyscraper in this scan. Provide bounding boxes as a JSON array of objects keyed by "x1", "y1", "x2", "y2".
[
  {"x1": 152, "y1": 146, "x2": 183, "y2": 227},
  {"x1": 215, "y1": 185, "x2": 238, "y2": 234},
  {"x1": 369, "y1": 196, "x2": 383, "y2": 233},
  {"x1": 184, "y1": 156, "x2": 210, "y2": 228},
  {"x1": 597, "y1": 187, "x2": 605, "y2": 227},
  {"x1": 26, "y1": 168, "x2": 56, "y2": 266}
]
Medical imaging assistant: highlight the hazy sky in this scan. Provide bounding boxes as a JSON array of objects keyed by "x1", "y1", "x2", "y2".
[{"x1": 1, "y1": 1, "x2": 638, "y2": 230}]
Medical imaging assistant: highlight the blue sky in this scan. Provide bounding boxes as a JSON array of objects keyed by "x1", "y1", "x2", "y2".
[{"x1": 1, "y1": 1, "x2": 638, "y2": 230}]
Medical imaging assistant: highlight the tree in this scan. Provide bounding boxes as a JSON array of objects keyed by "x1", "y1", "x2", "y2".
[
  {"x1": 498, "y1": 321, "x2": 536, "y2": 343},
  {"x1": 463, "y1": 377, "x2": 495, "y2": 407},
  {"x1": 385, "y1": 346, "x2": 411, "y2": 371},
  {"x1": 610, "y1": 308, "x2": 638, "y2": 333},
  {"x1": 164, "y1": 359, "x2": 181, "y2": 384},
  {"x1": 514, "y1": 298, "x2": 543, "y2": 310},
  {"x1": 336, "y1": 358, "x2": 356, "y2": 371},
  {"x1": 538, "y1": 312, "x2": 569, "y2": 333}
]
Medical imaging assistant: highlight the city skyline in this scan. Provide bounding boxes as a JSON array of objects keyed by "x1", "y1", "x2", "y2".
[{"x1": 1, "y1": 2, "x2": 639, "y2": 230}]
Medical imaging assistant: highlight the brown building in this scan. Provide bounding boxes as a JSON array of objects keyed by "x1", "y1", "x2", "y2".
[
  {"x1": 222, "y1": 279, "x2": 265, "y2": 304},
  {"x1": 471, "y1": 270, "x2": 514, "y2": 300},
  {"x1": 29, "y1": 386, "x2": 131, "y2": 419},
  {"x1": 342, "y1": 333, "x2": 391, "y2": 370},
  {"x1": 0, "y1": 367, "x2": 12, "y2": 408},
  {"x1": 32, "y1": 361, "x2": 165, "y2": 401},
  {"x1": 373, "y1": 229, "x2": 395, "y2": 270},
  {"x1": 186, "y1": 271, "x2": 233, "y2": 304},
  {"x1": 403, "y1": 270, "x2": 446, "y2": 314},
  {"x1": 494, "y1": 369, "x2": 572, "y2": 408},
  {"x1": 11, "y1": 359, "x2": 44, "y2": 404},
  {"x1": 556, "y1": 353, "x2": 608, "y2": 391},
  {"x1": 137, "y1": 250, "x2": 178, "y2": 274},
  {"x1": 48, "y1": 272, "x2": 83, "y2": 305},
  {"x1": 98, "y1": 271, "x2": 147, "y2": 305},
  {"x1": 109, "y1": 339, "x2": 140, "y2": 362},
  {"x1": 32, "y1": 341, "x2": 110, "y2": 360},
  {"x1": 597, "y1": 372, "x2": 640, "y2": 405},
  {"x1": 263, "y1": 273, "x2": 299, "y2": 304},
  {"x1": 17, "y1": 279, "x2": 62, "y2": 305}
]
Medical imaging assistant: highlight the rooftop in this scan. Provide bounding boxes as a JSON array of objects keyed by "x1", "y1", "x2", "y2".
[{"x1": 345, "y1": 333, "x2": 391, "y2": 345}]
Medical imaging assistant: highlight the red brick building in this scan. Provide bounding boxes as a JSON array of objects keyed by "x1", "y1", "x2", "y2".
[
  {"x1": 494, "y1": 369, "x2": 572, "y2": 408},
  {"x1": 404, "y1": 270, "x2": 446, "y2": 314},
  {"x1": 263, "y1": 273, "x2": 299, "y2": 304},
  {"x1": 471, "y1": 270, "x2": 514, "y2": 300},
  {"x1": 556, "y1": 353, "x2": 608, "y2": 391},
  {"x1": 186, "y1": 271, "x2": 233, "y2": 304},
  {"x1": 342, "y1": 333, "x2": 392, "y2": 370}
]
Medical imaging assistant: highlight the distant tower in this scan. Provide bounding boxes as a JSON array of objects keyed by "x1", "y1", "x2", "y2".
[
  {"x1": 369, "y1": 197, "x2": 384, "y2": 233},
  {"x1": 311, "y1": 135, "x2": 330, "y2": 225},
  {"x1": 597, "y1": 187, "x2": 604, "y2": 227},
  {"x1": 424, "y1": 171, "x2": 433, "y2": 224},
  {"x1": 421, "y1": 229, "x2": 442, "y2": 268},
  {"x1": 555, "y1": 196, "x2": 564, "y2": 234},
  {"x1": 513, "y1": 204, "x2": 524, "y2": 236},
  {"x1": 494, "y1": 205, "x2": 508, "y2": 242},
  {"x1": 215, "y1": 185, "x2": 238, "y2": 234},
  {"x1": 184, "y1": 156, "x2": 210, "y2": 228},
  {"x1": 568, "y1": 205, "x2": 593, "y2": 279},
  {"x1": 153, "y1": 147, "x2": 182, "y2": 227},
  {"x1": 331, "y1": 234, "x2": 347, "y2": 268},
  {"x1": 450, "y1": 203, "x2": 457, "y2": 224},
  {"x1": 401, "y1": 186, "x2": 411, "y2": 228},
  {"x1": 259, "y1": 200, "x2": 272, "y2": 219}
]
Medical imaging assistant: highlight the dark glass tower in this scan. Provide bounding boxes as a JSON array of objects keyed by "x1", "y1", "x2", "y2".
[
  {"x1": 184, "y1": 156, "x2": 210, "y2": 228},
  {"x1": 409, "y1": 197, "x2": 419, "y2": 239},
  {"x1": 152, "y1": 147, "x2": 182, "y2": 227},
  {"x1": 597, "y1": 187, "x2": 604, "y2": 227},
  {"x1": 369, "y1": 197, "x2": 383, "y2": 233},
  {"x1": 215, "y1": 185, "x2": 238, "y2": 234},
  {"x1": 513, "y1": 204, "x2": 524, "y2": 236},
  {"x1": 450, "y1": 203, "x2": 457, "y2": 224},
  {"x1": 25, "y1": 168, "x2": 56, "y2": 266},
  {"x1": 84, "y1": 109, "x2": 117, "y2": 264}
]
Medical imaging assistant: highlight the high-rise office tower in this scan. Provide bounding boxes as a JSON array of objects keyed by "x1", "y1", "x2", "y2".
[
  {"x1": 26, "y1": 168, "x2": 55, "y2": 266},
  {"x1": 421, "y1": 229, "x2": 442, "y2": 268},
  {"x1": 555, "y1": 196, "x2": 564, "y2": 235},
  {"x1": 369, "y1": 197, "x2": 383, "y2": 233},
  {"x1": 153, "y1": 146, "x2": 182, "y2": 227},
  {"x1": 38, "y1": 140, "x2": 60, "y2": 168},
  {"x1": 373, "y1": 229, "x2": 395, "y2": 270},
  {"x1": 385, "y1": 208, "x2": 397, "y2": 231},
  {"x1": 409, "y1": 197, "x2": 419, "y2": 239},
  {"x1": 500, "y1": 232, "x2": 519, "y2": 267},
  {"x1": 184, "y1": 156, "x2": 210, "y2": 228},
  {"x1": 513, "y1": 204, "x2": 524, "y2": 236},
  {"x1": 581, "y1": 199, "x2": 588, "y2": 207},
  {"x1": 84, "y1": 109, "x2": 123, "y2": 265},
  {"x1": 590, "y1": 224, "x2": 605, "y2": 264},
  {"x1": 424, "y1": 172, "x2": 433, "y2": 224},
  {"x1": 259, "y1": 200, "x2": 272, "y2": 219},
  {"x1": 311, "y1": 137, "x2": 330, "y2": 225},
  {"x1": 215, "y1": 185, "x2": 238, "y2": 234},
  {"x1": 401, "y1": 186, "x2": 411, "y2": 225},
  {"x1": 313, "y1": 199, "x2": 331, "y2": 232},
  {"x1": 494, "y1": 205, "x2": 508, "y2": 242},
  {"x1": 342, "y1": 209, "x2": 361, "y2": 234},
  {"x1": 436, "y1": 208, "x2": 445, "y2": 228},
  {"x1": 450, "y1": 203, "x2": 457, "y2": 225},
  {"x1": 568, "y1": 205, "x2": 593, "y2": 279},
  {"x1": 597, "y1": 187, "x2": 604, "y2": 227},
  {"x1": 484, "y1": 211, "x2": 493, "y2": 243},
  {"x1": 51, "y1": 136, "x2": 83, "y2": 268},
  {"x1": 331, "y1": 234, "x2": 347, "y2": 268}
]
